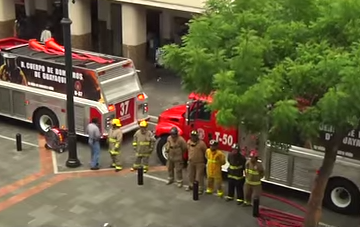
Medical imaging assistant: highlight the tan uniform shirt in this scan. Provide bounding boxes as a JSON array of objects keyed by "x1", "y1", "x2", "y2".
[
  {"x1": 165, "y1": 136, "x2": 187, "y2": 162},
  {"x1": 187, "y1": 139, "x2": 207, "y2": 163}
]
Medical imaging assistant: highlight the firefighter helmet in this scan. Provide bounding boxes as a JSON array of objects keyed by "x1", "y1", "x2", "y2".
[
  {"x1": 231, "y1": 144, "x2": 240, "y2": 151},
  {"x1": 139, "y1": 120, "x2": 148, "y2": 127},
  {"x1": 190, "y1": 130, "x2": 198, "y2": 136},
  {"x1": 112, "y1": 118, "x2": 121, "y2": 127},
  {"x1": 249, "y1": 150, "x2": 259, "y2": 157},
  {"x1": 209, "y1": 139, "x2": 219, "y2": 146},
  {"x1": 170, "y1": 127, "x2": 178, "y2": 135}
]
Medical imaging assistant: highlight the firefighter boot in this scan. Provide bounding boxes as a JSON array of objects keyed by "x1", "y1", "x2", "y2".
[
  {"x1": 225, "y1": 196, "x2": 234, "y2": 202},
  {"x1": 185, "y1": 185, "x2": 193, "y2": 191},
  {"x1": 166, "y1": 179, "x2": 174, "y2": 185},
  {"x1": 109, "y1": 163, "x2": 116, "y2": 168},
  {"x1": 206, "y1": 188, "x2": 213, "y2": 194},
  {"x1": 217, "y1": 190, "x2": 224, "y2": 198},
  {"x1": 177, "y1": 182, "x2": 183, "y2": 188},
  {"x1": 236, "y1": 199, "x2": 244, "y2": 205}
]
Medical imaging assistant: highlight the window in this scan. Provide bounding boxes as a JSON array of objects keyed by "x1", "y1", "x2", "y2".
[{"x1": 197, "y1": 102, "x2": 211, "y2": 121}]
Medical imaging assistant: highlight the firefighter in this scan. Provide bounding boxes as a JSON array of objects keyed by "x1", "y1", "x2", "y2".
[
  {"x1": 131, "y1": 120, "x2": 155, "y2": 173},
  {"x1": 205, "y1": 140, "x2": 226, "y2": 197},
  {"x1": 243, "y1": 150, "x2": 265, "y2": 206},
  {"x1": 225, "y1": 144, "x2": 246, "y2": 205},
  {"x1": 164, "y1": 127, "x2": 187, "y2": 187},
  {"x1": 185, "y1": 130, "x2": 207, "y2": 194},
  {"x1": 108, "y1": 119, "x2": 123, "y2": 172}
]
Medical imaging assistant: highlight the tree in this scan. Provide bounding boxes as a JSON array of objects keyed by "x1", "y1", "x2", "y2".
[{"x1": 162, "y1": 0, "x2": 360, "y2": 226}]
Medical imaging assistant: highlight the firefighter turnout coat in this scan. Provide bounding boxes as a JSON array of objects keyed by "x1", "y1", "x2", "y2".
[
  {"x1": 133, "y1": 129, "x2": 155, "y2": 156},
  {"x1": 205, "y1": 149, "x2": 226, "y2": 178},
  {"x1": 108, "y1": 128, "x2": 123, "y2": 155}
]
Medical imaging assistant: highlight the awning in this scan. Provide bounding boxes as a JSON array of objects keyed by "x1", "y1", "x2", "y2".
[{"x1": 110, "y1": 0, "x2": 204, "y2": 13}]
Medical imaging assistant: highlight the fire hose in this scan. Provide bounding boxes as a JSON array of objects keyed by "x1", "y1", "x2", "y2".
[{"x1": 258, "y1": 192, "x2": 306, "y2": 227}]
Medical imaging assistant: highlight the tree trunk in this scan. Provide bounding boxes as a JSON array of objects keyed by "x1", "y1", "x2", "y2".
[{"x1": 303, "y1": 133, "x2": 342, "y2": 227}]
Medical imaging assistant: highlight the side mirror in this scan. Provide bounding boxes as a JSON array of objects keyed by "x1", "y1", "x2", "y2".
[{"x1": 185, "y1": 101, "x2": 190, "y2": 125}]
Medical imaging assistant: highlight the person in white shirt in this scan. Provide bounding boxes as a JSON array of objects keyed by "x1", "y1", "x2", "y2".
[{"x1": 40, "y1": 25, "x2": 52, "y2": 42}]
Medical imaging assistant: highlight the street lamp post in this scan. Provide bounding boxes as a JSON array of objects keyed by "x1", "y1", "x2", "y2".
[{"x1": 62, "y1": 0, "x2": 81, "y2": 168}]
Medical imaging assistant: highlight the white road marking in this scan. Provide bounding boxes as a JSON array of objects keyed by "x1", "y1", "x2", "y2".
[
  {"x1": 143, "y1": 173, "x2": 168, "y2": 183},
  {"x1": 0, "y1": 134, "x2": 39, "y2": 147}
]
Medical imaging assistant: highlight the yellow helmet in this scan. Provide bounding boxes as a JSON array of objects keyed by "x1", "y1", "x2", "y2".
[
  {"x1": 139, "y1": 120, "x2": 148, "y2": 128},
  {"x1": 111, "y1": 118, "x2": 121, "y2": 127}
]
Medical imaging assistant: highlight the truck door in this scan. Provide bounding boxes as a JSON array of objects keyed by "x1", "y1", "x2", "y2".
[
  {"x1": 212, "y1": 112, "x2": 237, "y2": 151},
  {"x1": 188, "y1": 101, "x2": 213, "y2": 145}
]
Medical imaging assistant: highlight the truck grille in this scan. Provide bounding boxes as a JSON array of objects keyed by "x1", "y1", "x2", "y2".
[{"x1": 269, "y1": 152, "x2": 288, "y2": 183}]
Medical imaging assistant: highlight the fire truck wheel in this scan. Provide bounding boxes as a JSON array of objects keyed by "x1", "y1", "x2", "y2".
[
  {"x1": 156, "y1": 135, "x2": 169, "y2": 165},
  {"x1": 34, "y1": 108, "x2": 59, "y2": 135},
  {"x1": 324, "y1": 178, "x2": 360, "y2": 214}
]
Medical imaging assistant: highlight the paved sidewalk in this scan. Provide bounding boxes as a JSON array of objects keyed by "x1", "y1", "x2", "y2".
[{"x1": 0, "y1": 172, "x2": 257, "y2": 227}]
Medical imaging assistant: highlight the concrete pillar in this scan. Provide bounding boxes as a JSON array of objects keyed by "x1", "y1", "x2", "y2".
[
  {"x1": 122, "y1": 3, "x2": 149, "y2": 82},
  {"x1": 69, "y1": 0, "x2": 92, "y2": 50},
  {"x1": 98, "y1": 0, "x2": 111, "y2": 53},
  {"x1": 160, "y1": 10, "x2": 172, "y2": 44},
  {"x1": 0, "y1": 0, "x2": 16, "y2": 38}
]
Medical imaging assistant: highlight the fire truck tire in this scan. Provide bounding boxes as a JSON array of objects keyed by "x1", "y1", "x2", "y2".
[
  {"x1": 156, "y1": 135, "x2": 169, "y2": 165},
  {"x1": 33, "y1": 108, "x2": 59, "y2": 135},
  {"x1": 324, "y1": 178, "x2": 360, "y2": 214}
]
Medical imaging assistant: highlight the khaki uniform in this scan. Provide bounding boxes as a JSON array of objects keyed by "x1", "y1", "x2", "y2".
[
  {"x1": 108, "y1": 127, "x2": 123, "y2": 170},
  {"x1": 165, "y1": 135, "x2": 187, "y2": 185},
  {"x1": 244, "y1": 160, "x2": 264, "y2": 205},
  {"x1": 132, "y1": 129, "x2": 155, "y2": 171},
  {"x1": 205, "y1": 149, "x2": 226, "y2": 196},
  {"x1": 187, "y1": 139, "x2": 207, "y2": 191}
]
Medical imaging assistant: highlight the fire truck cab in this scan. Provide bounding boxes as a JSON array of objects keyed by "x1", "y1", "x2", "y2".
[
  {"x1": 0, "y1": 37, "x2": 149, "y2": 136},
  {"x1": 155, "y1": 92, "x2": 360, "y2": 215}
]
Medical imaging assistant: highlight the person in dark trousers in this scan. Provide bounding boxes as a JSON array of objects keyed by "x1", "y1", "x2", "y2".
[
  {"x1": 225, "y1": 144, "x2": 246, "y2": 205},
  {"x1": 85, "y1": 118, "x2": 101, "y2": 170}
]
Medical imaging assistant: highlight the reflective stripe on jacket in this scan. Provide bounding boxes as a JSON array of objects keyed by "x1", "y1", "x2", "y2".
[
  {"x1": 205, "y1": 149, "x2": 225, "y2": 178},
  {"x1": 108, "y1": 128, "x2": 123, "y2": 154},
  {"x1": 245, "y1": 160, "x2": 264, "y2": 185},
  {"x1": 227, "y1": 152, "x2": 246, "y2": 180},
  {"x1": 132, "y1": 129, "x2": 155, "y2": 156}
]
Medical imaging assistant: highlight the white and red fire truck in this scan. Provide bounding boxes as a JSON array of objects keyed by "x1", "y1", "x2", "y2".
[
  {"x1": 154, "y1": 93, "x2": 360, "y2": 215},
  {"x1": 0, "y1": 37, "x2": 149, "y2": 136}
]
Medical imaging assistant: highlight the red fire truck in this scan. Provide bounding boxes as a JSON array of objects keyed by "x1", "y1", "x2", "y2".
[
  {"x1": 0, "y1": 37, "x2": 149, "y2": 136},
  {"x1": 154, "y1": 92, "x2": 360, "y2": 215}
]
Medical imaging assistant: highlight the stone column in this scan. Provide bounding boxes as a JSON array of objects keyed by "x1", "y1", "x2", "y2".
[
  {"x1": 69, "y1": 0, "x2": 92, "y2": 50},
  {"x1": 97, "y1": 0, "x2": 111, "y2": 53},
  {"x1": 0, "y1": 0, "x2": 16, "y2": 38},
  {"x1": 160, "y1": 10, "x2": 173, "y2": 45},
  {"x1": 122, "y1": 3, "x2": 149, "y2": 82}
]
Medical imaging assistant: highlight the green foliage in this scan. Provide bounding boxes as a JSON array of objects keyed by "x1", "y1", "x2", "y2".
[{"x1": 162, "y1": 0, "x2": 360, "y2": 143}]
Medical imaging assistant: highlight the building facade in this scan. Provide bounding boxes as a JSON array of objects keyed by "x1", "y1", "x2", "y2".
[{"x1": 0, "y1": 0, "x2": 204, "y2": 81}]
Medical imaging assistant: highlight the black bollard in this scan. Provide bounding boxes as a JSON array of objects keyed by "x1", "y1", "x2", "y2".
[
  {"x1": 16, "y1": 133, "x2": 22, "y2": 151},
  {"x1": 193, "y1": 181, "x2": 199, "y2": 201},
  {"x1": 252, "y1": 197, "x2": 260, "y2": 217},
  {"x1": 137, "y1": 166, "x2": 144, "y2": 185}
]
